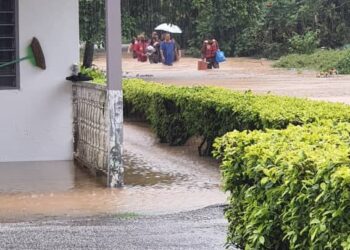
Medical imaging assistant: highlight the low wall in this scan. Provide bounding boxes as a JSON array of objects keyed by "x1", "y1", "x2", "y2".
[{"x1": 72, "y1": 82, "x2": 108, "y2": 174}]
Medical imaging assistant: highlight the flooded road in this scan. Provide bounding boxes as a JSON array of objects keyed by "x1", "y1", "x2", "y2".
[
  {"x1": 102, "y1": 54, "x2": 350, "y2": 104},
  {"x1": 0, "y1": 122, "x2": 226, "y2": 222}
]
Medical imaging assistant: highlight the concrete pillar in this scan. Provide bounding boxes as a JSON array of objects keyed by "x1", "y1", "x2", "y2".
[{"x1": 106, "y1": 0, "x2": 123, "y2": 187}]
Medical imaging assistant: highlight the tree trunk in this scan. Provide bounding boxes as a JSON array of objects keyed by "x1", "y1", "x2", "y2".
[{"x1": 83, "y1": 42, "x2": 95, "y2": 68}]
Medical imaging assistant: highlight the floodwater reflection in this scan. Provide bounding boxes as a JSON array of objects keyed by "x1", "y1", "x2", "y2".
[{"x1": 0, "y1": 122, "x2": 226, "y2": 221}]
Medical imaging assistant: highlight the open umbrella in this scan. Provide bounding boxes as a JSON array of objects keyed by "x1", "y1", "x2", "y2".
[{"x1": 155, "y1": 23, "x2": 182, "y2": 34}]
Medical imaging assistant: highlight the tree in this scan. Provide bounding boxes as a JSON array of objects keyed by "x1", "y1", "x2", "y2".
[
  {"x1": 190, "y1": 0, "x2": 262, "y2": 56},
  {"x1": 80, "y1": 0, "x2": 105, "y2": 68},
  {"x1": 79, "y1": 0, "x2": 350, "y2": 62}
]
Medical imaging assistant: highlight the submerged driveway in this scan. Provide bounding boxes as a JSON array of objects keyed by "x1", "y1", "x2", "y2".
[
  {"x1": 0, "y1": 123, "x2": 228, "y2": 249},
  {"x1": 0, "y1": 205, "x2": 230, "y2": 250},
  {"x1": 113, "y1": 56, "x2": 350, "y2": 104}
]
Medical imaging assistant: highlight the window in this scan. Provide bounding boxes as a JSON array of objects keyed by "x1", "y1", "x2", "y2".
[{"x1": 0, "y1": 0, "x2": 18, "y2": 89}]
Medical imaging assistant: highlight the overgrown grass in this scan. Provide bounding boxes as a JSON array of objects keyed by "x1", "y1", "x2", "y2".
[{"x1": 274, "y1": 49, "x2": 350, "y2": 74}]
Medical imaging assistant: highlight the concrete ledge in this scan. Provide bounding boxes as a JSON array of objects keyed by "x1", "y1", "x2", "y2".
[{"x1": 72, "y1": 81, "x2": 107, "y2": 91}]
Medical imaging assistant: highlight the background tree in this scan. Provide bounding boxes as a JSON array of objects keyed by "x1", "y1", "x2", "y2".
[
  {"x1": 79, "y1": 0, "x2": 350, "y2": 60},
  {"x1": 80, "y1": 0, "x2": 105, "y2": 68}
]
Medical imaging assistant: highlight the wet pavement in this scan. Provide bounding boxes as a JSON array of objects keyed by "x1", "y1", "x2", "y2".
[
  {"x1": 0, "y1": 122, "x2": 226, "y2": 222},
  {"x1": 0, "y1": 205, "x2": 231, "y2": 250}
]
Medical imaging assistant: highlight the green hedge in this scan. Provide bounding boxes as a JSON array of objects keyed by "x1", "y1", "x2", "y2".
[
  {"x1": 213, "y1": 122, "x2": 350, "y2": 249},
  {"x1": 124, "y1": 79, "x2": 350, "y2": 248},
  {"x1": 123, "y1": 79, "x2": 350, "y2": 155}
]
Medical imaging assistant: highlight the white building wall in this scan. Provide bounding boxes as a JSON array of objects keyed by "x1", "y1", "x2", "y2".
[{"x1": 0, "y1": 0, "x2": 79, "y2": 162}]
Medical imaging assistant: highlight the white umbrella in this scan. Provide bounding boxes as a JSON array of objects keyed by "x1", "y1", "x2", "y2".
[{"x1": 155, "y1": 23, "x2": 182, "y2": 34}]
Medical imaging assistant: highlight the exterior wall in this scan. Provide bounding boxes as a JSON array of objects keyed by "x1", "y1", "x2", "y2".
[{"x1": 0, "y1": 0, "x2": 79, "y2": 162}]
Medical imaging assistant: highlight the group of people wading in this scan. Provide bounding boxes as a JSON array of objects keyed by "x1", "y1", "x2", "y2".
[
  {"x1": 128, "y1": 32, "x2": 223, "y2": 69},
  {"x1": 128, "y1": 32, "x2": 180, "y2": 66}
]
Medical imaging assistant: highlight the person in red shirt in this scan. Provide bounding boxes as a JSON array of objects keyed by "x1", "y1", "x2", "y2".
[
  {"x1": 201, "y1": 39, "x2": 219, "y2": 69},
  {"x1": 128, "y1": 37, "x2": 138, "y2": 59},
  {"x1": 135, "y1": 35, "x2": 148, "y2": 62}
]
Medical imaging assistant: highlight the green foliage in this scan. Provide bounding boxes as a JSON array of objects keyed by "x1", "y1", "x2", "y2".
[
  {"x1": 79, "y1": 0, "x2": 105, "y2": 45},
  {"x1": 74, "y1": 0, "x2": 350, "y2": 58},
  {"x1": 213, "y1": 121, "x2": 350, "y2": 249},
  {"x1": 335, "y1": 50, "x2": 350, "y2": 74},
  {"x1": 80, "y1": 66, "x2": 106, "y2": 85},
  {"x1": 121, "y1": 0, "x2": 199, "y2": 49},
  {"x1": 120, "y1": 0, "x2": 262, "y2": 56},
  {"x1": 123, "y1": 79, "x2": 350, "y2": 155},
  {"x1": 289, "y1": 31, "x2": 320, "y2": 54},
  {"x1": 122, "y1": 14, "x2": 136, "y2": 42},
  {"x1": 80, "y1": 0, "x2": 105, "y2": 68},
  {"x1": 124, "y1": 79, "x2": 350, "y2": 247},
  {"x1": 189, "y1": 0, "x2": 262, "y2": 56},
  {"x1": 236, "y1": 0, "x2": 350, "y2": 58},
  {"x1": 274, "y1": 49, "x2": 350, "y2": 72}
]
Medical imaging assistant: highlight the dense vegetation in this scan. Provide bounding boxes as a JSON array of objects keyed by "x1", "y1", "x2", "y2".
[
  {"x1": 79, "y1": 1, "x2": 350, "y2": 59},
  {"x1": 122, "y1": 79, "x2": 350, "y2": 155},
  {"x1": 274, "y1": 49, "x2": 350, "y2": 73},
  {"x1": 214, "y1": 122, "x2": 350, "y2": 249},
  {"x1": 121, "y1": 0, "x2": 350, "y2": 58},
  {"x1": 80, "y1": 0, "x2": 105, "y2": 68}
]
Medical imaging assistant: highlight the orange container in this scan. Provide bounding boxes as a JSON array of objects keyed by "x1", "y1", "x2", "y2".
[{"x1": 198, "y1": 60, "x2": 207, "y2": 70}]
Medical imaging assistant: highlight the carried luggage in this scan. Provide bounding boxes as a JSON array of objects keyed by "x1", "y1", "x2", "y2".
[
  {"x1": 198, "y1": 60, "x2": 208, "y2": 70},
  {"x1": 215, "y1": 50, "x2": 226, "y2": 63}
]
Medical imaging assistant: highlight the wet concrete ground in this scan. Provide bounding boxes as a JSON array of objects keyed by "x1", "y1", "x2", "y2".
[{"x1": 105, "y1": 55, "x2": 350, "y2": 104}]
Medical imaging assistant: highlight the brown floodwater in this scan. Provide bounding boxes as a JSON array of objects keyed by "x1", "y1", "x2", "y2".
[
  {"x1": 0, "y1": 122, "x2": 226, "y2": 222},
  {"x1": 95, "y1": 52, "x2": 350, "y2": 104}
]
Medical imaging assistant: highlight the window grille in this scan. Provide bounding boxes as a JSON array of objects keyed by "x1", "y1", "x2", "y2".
[{"x1": 0, "y1": 0, "x2": 18, "y2": 89}]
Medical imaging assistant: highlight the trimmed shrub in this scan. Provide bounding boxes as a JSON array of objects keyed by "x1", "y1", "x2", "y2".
[
  {"x1": 213, "y1": 122, "x2": 350, "y2": 249},
  {"x1": 123, "y1": 79, "x2": 350, "y2": 247},
  {"x1": 123, "y1": 79, "x2": 350, "y2": 154}
]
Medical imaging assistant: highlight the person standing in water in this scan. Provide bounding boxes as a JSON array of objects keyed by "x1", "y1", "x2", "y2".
[
  {"x1": 148, "y1": 32, "x2": 161, "y2": 64},
  {"x1": 202, "y1": 39, "x2": 219, "y2": 69},
  {"x1": 128, "y1": 37, "x2": 138, "y2": 59},
  {"x1": 135, "y1": 34, "x2": 148, "y2": 62},
  {"x1": 160, "y1": 33, "x2": 175, "y2": 66}
]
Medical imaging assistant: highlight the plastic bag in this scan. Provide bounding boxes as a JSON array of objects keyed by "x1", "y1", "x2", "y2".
[{"x1": 215, "y1": 50, "x2": 226, "y2": 63}]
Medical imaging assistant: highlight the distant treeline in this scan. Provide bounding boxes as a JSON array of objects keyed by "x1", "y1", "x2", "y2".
[{"x1": 121, "y1": 0, "x2": 350, "y2": 58}]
